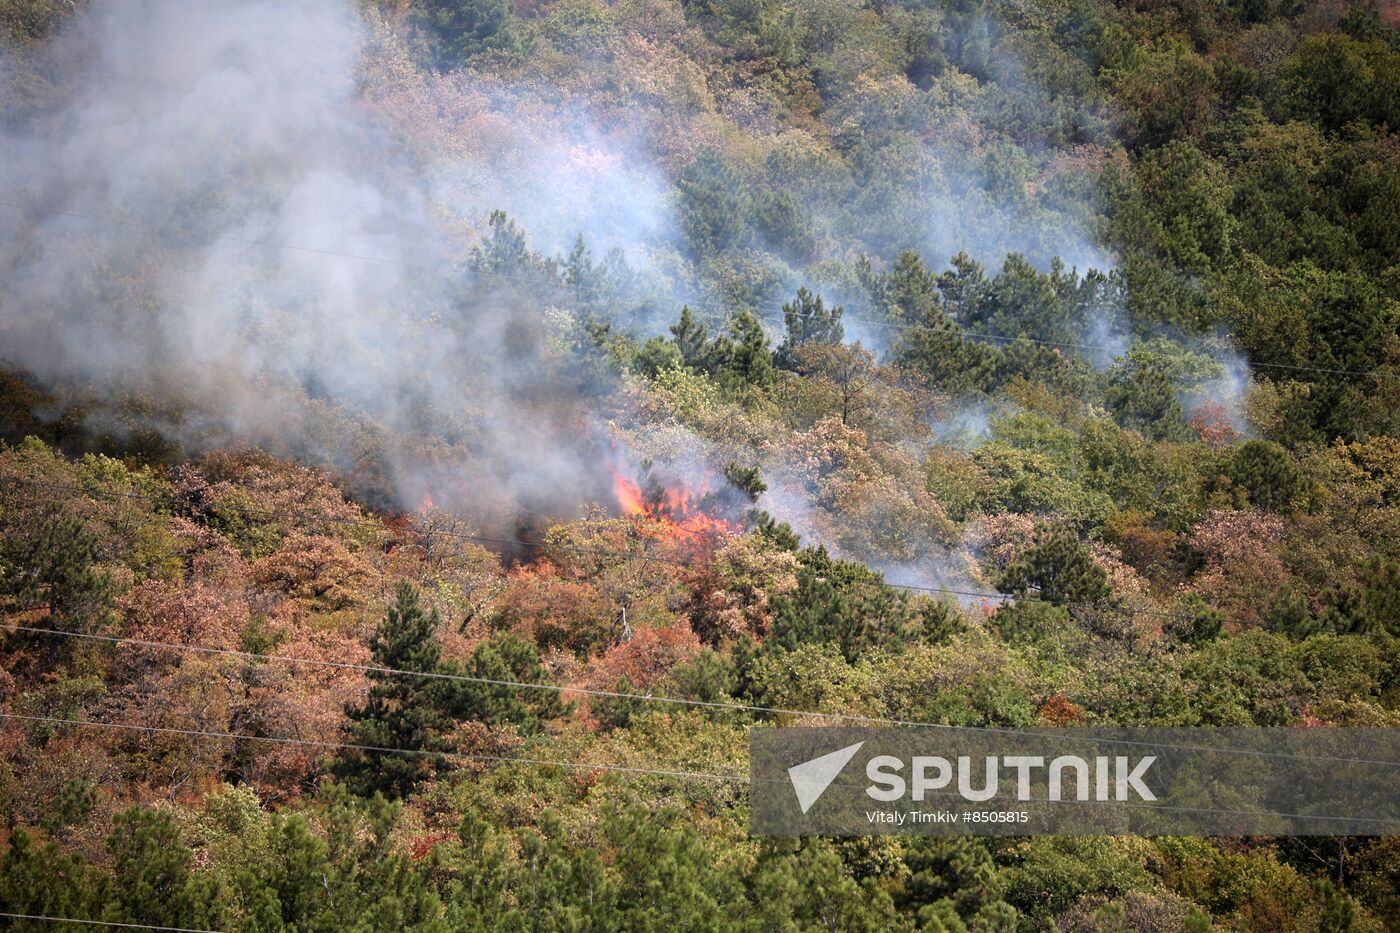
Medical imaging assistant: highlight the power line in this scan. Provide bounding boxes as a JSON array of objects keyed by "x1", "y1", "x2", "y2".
[
  {"x1": 0, "y1": 713, "x2": 746, "y2": 783},
  {"x1": 4, "y1": 622, "x2": 1397, "y2": 767},
  {"x1": 0, "y1": 475, "x2": 1007, "y2": 602},
  {"x1": 0, "y1": 914, "x2": 219, "y2": 933},
  {"x1": 0, "y1": 620, "x2": 907, "y2": 725},
  {"x1": 7, "y1": 200, "x2": 1393, "y2": 384},
  {"x1": 4, "y1": 713, "x2": 1397, "y2": 826}
]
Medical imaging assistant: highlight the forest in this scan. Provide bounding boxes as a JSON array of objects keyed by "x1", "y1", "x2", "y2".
[{"x1": 0, "y1": 0, "x2": 1399, "y2": 928}]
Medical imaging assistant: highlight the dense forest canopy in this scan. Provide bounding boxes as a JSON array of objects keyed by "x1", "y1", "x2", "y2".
[{"x1": 1, "y1": 0, "x2": 1399, "y2": 928}]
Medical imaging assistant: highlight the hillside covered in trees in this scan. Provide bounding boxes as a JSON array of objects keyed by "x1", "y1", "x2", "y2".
[{"x1": 1, "y1": 0, "x2": 1399, "y2": 928}]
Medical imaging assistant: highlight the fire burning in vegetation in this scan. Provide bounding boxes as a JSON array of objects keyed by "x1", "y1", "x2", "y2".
[{"x1": 610, "y1": 463, "x2": 735, "y2": 540}]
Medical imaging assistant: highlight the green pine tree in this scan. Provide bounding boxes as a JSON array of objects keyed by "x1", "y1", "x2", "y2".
[
  {"x1": 104, "y1": 808, "x2": 219, "y2": 929},
  {"x1": 0, "y1": 508, "x2": 114, "y2": 668},
  {"x1": 417, "y1": 0, "x2": 521, "y2": 70},
  {"x1": 997, "y1": 530, "x2": 1111, "y2": 605},
  {"x1": 0, "y1": 829, "x2": 107, "y2": 930},
  {"x1": 669, "y1": 306, "x2": 711, "y2": 372},
  {"x1": 767, "y1": 547, "x2": 915, "y2": 661},
  {"x1": 1226, "y1": 439, "x2": 1310, "y2": 514},
  {"x1": 335, "y1": 584, "x2": 453, "y2": 799},
  {"x1": 712, "y1": 310, "x2": 776, "y2": 392},
  {"x1": 445, "y1": 632, "x2": 567, "y2": 731},
  {"x1": 774, "y1": 288, "x2": 844, "y2": 371}
]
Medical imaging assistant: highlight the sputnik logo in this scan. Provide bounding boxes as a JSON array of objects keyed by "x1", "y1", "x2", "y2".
[{"x1": 787, "y1": 742, "x2": 865, "y2": 814}]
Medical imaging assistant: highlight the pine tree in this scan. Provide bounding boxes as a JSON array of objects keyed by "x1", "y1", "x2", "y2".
[
  {"x1": 446, "y1": 632, "x2": 566, "y2": 731},
  {"x1": 0, "y1": 509, "x2": 111, "y2": 619},
  {"x1": 1165, "y1": 593, "x2": 1225, "y2": 644},
  {"x1": 897, "y1": 837, "x2": 1009, "y2": 921},
  {"x1": 895, "y1": 319, "x2": 1001, "y2": 397},
  {"x1": 417, "y1": 0, "x2": 521, "y2": 70},
  {"x1": 319, "y1": 788, "x2": 445, "y2": 928},
  {"x1": 997, "y1": 530, "x2": 1111, "y2": 605},
  {"x1": 0, "y1": 508, "x2": 114, "y2": 668},
  {"x1": 0, "y1": 829, "x2": 107, "y2": 929},
  {"x1": 1226, "y1": 439, "x2": 1310, "y2": 514},
  {"x1": 767, "y1": 547, "x2": 914, "y2": 661},
  {"x1": 669, "y1": 306, "x2": 710, "y2": 371},
  {"x1": 335, "y1": 584, "x2": 452, "y2": 799},
  {"x1": 884, "y1": 250, "x2": 941, "y2": 323},
  {"x1": 712, "y1": 310, "x2": 775, "y2": 391},
  {"x1": 563, "y1": 233, "x2": 610, "y2": 316},
  {"x1": 1106, "y1": 361, "x2": 1192, "y2": 442},
  {"x1": 774, "y1": 288, "x2": 844, "y2": 371},
  {"x1": 105, "y1": 808, "x2": 219, "y2": 929},
  {"x1": 677, "y1": 149, "x2": 748, "y2": 254}
]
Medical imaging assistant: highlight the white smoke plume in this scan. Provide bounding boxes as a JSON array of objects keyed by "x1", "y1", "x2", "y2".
[{"x1": 0, "y1": 0, "x2": 670, "y2": 518}]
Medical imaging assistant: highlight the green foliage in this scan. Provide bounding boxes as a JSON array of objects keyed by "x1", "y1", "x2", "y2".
[
  {"x1": 751, "y1": 509, "x2": 802, "y2": 550},
  {"x1": 0, "y1": 828, "x2": 107, "y2": 928},
  {"x1": 633, "y1": 335, "x2": 684, "y2": 378},
  {"x1": 415, "y1": 0, "x2": 521, "y2": 68},
  {"x1": 767, "y1": 546, "x2": 918, "y2": 661},
  {"x1": 669, "y1": 306, "x2": 710, "y2": 372},
  {"x1": 1112, "y1": 41, "x2": 1216, "y2": 150},
  {"x1": 1349, "y1": 838, "x2": 1400, "y2": 930},
  {"x1": 999, "y1": 837, "x2": 1156, "y2": 926},
  {"x1": 993, "y1": 598, "x2": 1072, "y2": 645},
  {"x1": 1265, "y1": 587, "x2": 1316, "y2": 638},
  {"x1": 336, "y1": 587, "x2": 566, "y2": 799},
  {"x1": 722, "y1": 462, "x2": 766, "y2": 501},
  {"x1": 660, "y1": 305, "x2": 777, "y2": 394},
  {"x1": 971, "y1": 443, "x2": 1105, "y2": 519},
  {"x1": 1166, "y1": 593, "x2": 1225, "y2": 645},
  {"x1": 711, "y1": 310, "x2": 777, "y2": 392},
  {"x1": 1275, "y1": 34, "x2": 1400, "y2": 133},
  {"x1": 199, "y1": 787, "x2": 445, "y2": 930},
  {"x1": 774, "y1": 287, "x2": 844, "y2": 371},
  {"x1": 448, "y1": 631, "x2": 567, "y2": 731},
  {"x1": 894, "y1": 319, "x2": 1001, "y2": 397},
  {"x1": 997, "y1": 530, "x2": 1111, "y2": 605},
  {"x1": 1225, "y1": 439, "x2": 1310, "y2": 513},
  {"x1": 41, "y1": 777, "x2": 96, "y2": 834},
  {"x1": 335, "y1": 584, "x2": 454, "y2": 799},
  {"x1": 0, "y1": 509, "x2": 111, "y2": 620},
  {"x1": 1315, "y1": 558, "x2": 1400, "y2": 637},
  {"x1": 0, "y1": 0, "x2": 72, "y2": 43},
  {"x1": 663, "y1": 649, "x2": 740, "y2": 707},
  {"x1": 0, "y1": 506, "x2": 114, "y2": 669},
  {"x1": 897, "y1": 837, "x2": 1012, "y2": 923},
  {"x1": 105, "y1": 808, "x2": 220, "y2": 929},
  {"x1": 1110, "y1": 141, "x2": 1235, "y2": 276},
  {"x1": 1105, "y1": 363, "x2": 1192, "y2": 442},
  {"x1": 678, "y1": 149, "x2": 749, "y2": 255},
  {"x1": 590, "y1": 676, "x2": 646, "y2": 730}
]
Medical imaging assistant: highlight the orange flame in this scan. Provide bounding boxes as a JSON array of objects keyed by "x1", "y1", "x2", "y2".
[{"x1": 610, "y1": 466, "x2": 734, "y2": 540}]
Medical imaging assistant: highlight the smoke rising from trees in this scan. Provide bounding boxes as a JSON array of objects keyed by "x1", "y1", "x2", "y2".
[{"x1": 0, "y1": 0, "x2": 1193, "y2": 548}]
